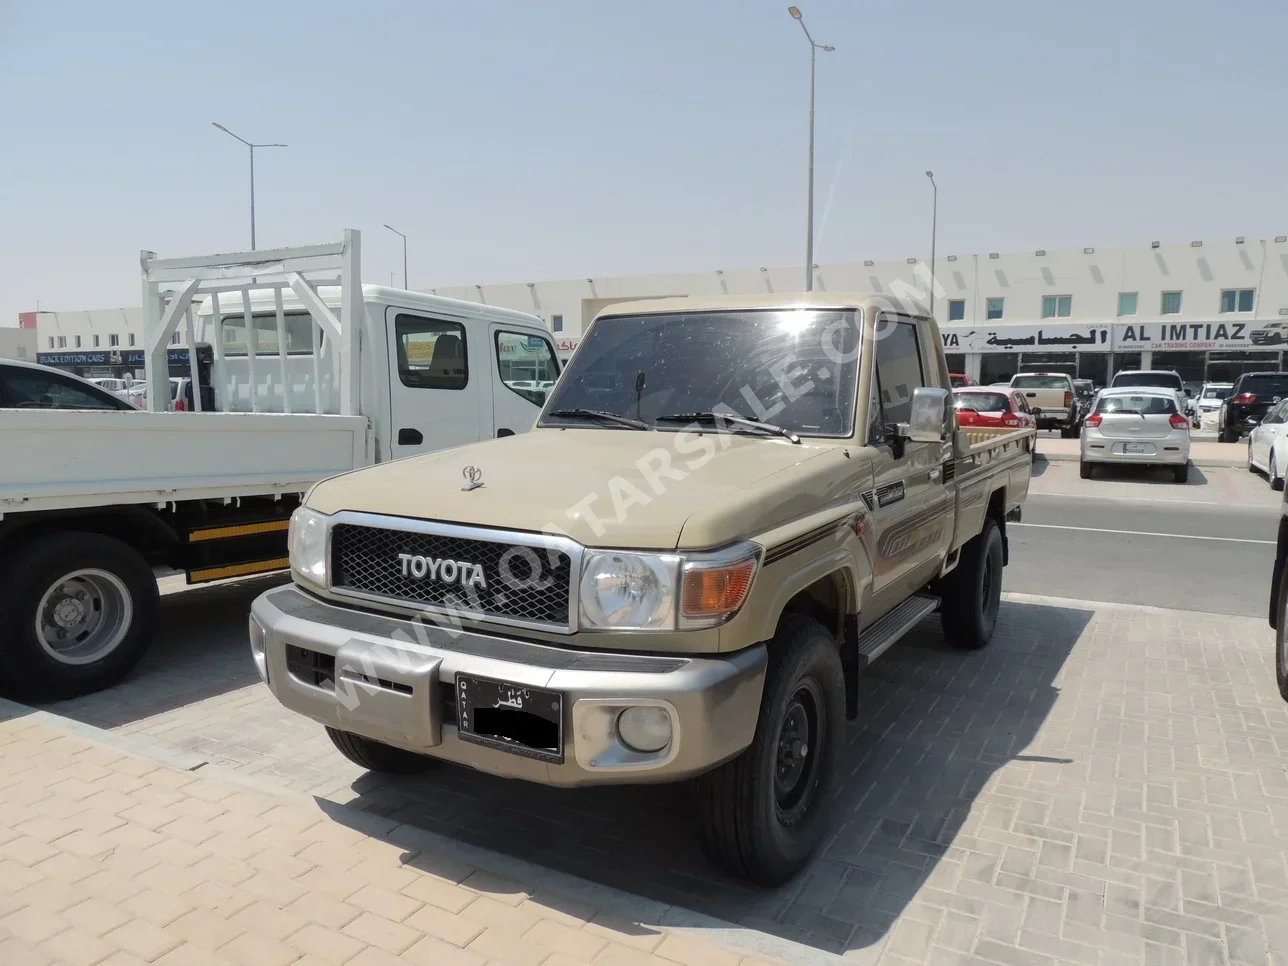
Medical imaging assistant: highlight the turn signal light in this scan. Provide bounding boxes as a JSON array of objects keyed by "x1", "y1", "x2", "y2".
[
  {"x1": 681, "y1": 556, "x2": 757, "y2": 620},
  {"x1": 1002, "y1": 414, "x2": 1022, "y2": 427},
  {"x1": 1084, "y1": 413, "x2": 1103, "y2": 428},
  {"x1": 1169, "y1": 413, "x2": 1189, "y2": 429},
  {"x1": 1064, "y1": 391, "x2": 1073, "y2": 408}
]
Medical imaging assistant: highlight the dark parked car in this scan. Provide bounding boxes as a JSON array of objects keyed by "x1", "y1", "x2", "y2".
[
  {"x1": 0, "y1": 359, "x2": 138, "y2": 411},
  {"x1": 1219, "y1": 371, "x2": 1288, "y2": 443}
]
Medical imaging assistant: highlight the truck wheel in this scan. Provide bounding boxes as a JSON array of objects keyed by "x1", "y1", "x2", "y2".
[
  {"x1": 939, "y1": 518, "x2": 1003, "y2": 651},
  {"x1": 695, "y1": 615, "x2": 844, "y2": 886},
  {"x1": 0, "y1": 533, "x2": 158, "y2": 701},
  {"x1": 325, "y1": 727, "x2": 433, "y2": 775}
]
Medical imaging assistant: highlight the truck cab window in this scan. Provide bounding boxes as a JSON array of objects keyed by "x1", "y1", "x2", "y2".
[
  {"x1": 220, "y1": 312, "x2": 316, "y2": 356},
  {"x1": 396, "y1": 315, "x2": 468, "y2": 390},
  {"x1": 495, "y1": 331, "x2": 559, "y2": 405},
  {"x1": 873, "y1": 318, "x2": 926, "y2": 426}
]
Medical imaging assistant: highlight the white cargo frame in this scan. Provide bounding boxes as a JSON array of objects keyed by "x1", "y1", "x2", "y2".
[{"x1": 139, "y1": 230, "x2": 363, "y2": 416}]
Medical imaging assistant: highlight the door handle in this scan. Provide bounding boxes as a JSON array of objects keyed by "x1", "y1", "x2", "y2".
[
  {"x1": 1025, "y1": 392, "x2": 1037, "y2": 398},
  {"x1": 397, "y1": 428, "x2": 423, "y2": 445},
  {"x1": 496, "y1": 428, "x2": 515, "y2": 438}
]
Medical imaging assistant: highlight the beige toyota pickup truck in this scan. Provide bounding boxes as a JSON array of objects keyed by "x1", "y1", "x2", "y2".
[
  {"x1": 250, "y1": 293, "x2": 1035, "y2": 885},
  {"x1": 1009, "y1": 371, "x2": 1079, "y2": 437}
]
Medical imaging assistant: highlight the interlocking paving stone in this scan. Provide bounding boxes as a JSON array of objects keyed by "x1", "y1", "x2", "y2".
[{"x1": 25, "y1": 576, "x2": 1288, "y2": 962}]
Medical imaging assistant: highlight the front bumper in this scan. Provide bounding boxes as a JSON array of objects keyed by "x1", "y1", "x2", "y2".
[
  {"x1": 1080, "y1": 433, "x2": 1190, "y2": 465},
  {"x1": 250, "y1": 585, "x2": 766, "y2": 787}
]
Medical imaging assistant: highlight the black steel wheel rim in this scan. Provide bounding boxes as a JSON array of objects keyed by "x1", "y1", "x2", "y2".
[{"x1": 774, "y1": 681, "x2": 824, "y2": 825}]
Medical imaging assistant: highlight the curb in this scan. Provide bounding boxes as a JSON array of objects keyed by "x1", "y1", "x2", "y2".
[
  {"x1": 1036, "y1": 451, "x2": 1244, "y2": 468},
  {"x1": 0, "y1": 696, "x2": 843, "y2": 966}
]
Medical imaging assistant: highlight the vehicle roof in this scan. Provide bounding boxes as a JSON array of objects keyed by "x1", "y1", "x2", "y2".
[
  {"x1": 591, "y1": 292, "x2": 930, "y2": 319},
  {"x1": 1098, "y1": 385, "x2": 1179, "y2": 396},
  {"x1": 1201, "y1": 381, "x2": 1234, "y2": 386},
  {"x1": 953, "y1": 385, "x2": 1009, "y2": 392},
  {"x1": 1236, "y1": 371, "x2": 1288, "y2": 378},
  {"x1": 0, "y1": 357, "x2": 133, "y2": 399},
  {"x1": 1011, "y1": 371, "x2": 1072, "y2": 377},
  {"x1": 194, "y1": 284, "x2": 545, "y2": 328},
  {"x1": 1113, "y1": 369, "x2": 1182, "y2": 376}
]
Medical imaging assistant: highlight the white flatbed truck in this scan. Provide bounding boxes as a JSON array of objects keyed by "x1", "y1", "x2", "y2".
[{"x1": 0, "y1": 231, "x2": 561, "y2": 699}]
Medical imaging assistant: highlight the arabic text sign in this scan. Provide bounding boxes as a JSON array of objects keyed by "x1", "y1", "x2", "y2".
[{"x1": 940, "y1": 324, "x2": 1112, "y2": 353}]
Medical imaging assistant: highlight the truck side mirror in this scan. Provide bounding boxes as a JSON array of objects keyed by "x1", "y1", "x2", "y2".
[{"x1": 898, "y1": 386, "x2": 951, "y2": 443}]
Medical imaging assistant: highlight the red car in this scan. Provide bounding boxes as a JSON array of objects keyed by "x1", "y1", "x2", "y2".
[
  {"x1": 949, "y1": 373, "x2": 977, "y2": 388},
  {"x1": 952, "y1": 387, "x2": 1037, "y2": 429}
]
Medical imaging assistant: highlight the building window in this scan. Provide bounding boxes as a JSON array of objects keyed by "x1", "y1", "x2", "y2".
[
  {"x1": 1041, "y1": 295, "x2": 1072, "y2": 318},
  {"x1": 74, "y1": 336, "x2": 82, "y2": 348},
  {"x1": 947, "y1": 299, "x2": 965, "y2": 321},
  {"x1": 48, "y1": 337, "x2": 54, "y2": 349},
  {"x1": 985, "y1": 297, "x2": 1004, "y2": 320},
  {"x1": 17, "y1": 347, "x2": 28, "y2": 359},
  {"x1": 551, "y1": 314, "x2": 564, "y2": 333},
  {"x1": 172, "y1": 332, "x2": 182, "y2": 345},
  {"x1": 93, "y1": 334, "x2": 100, "y2": 347},
  {"x1": 1117, "y1": 292, "x2": 1138, "y2": 316},
  {"x1": 1161, "y1": 291, "x2": 1182, "y2": 315},
  {"x1": 1220, "y1": 289, "x2": 1255, "y2": 313},
  {"x1": 109, "y1": 334, "x2": 120, "y2": 347},
  {"x1": 57, "y1": 336, "x2": 67, "y2": 348},
  {"x1": 128, "y1": 333, "x2": 136, "y2": 346}
]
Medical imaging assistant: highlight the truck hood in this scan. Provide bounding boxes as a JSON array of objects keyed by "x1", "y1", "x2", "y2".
[{"x1": 306, "y1": 428, "x2": 852, "y2": 549}]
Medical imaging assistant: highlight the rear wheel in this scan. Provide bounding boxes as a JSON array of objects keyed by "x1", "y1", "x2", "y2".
[
  {"x1": 0, "y1": 533, "x2": 158, "y2": 701},
  {"x1": 696, "y1": 615, "x2": 844, "y2": 886},
  {"x1": 325, "y1": 728, "x2": 434, "y2": 775},
  {"x1": 1173, "y1": 463, "x2": 1190, "y2": 484},
  {"x1": 1080, "y1": 461, "x2": 1094, "y2": 480},
  {"x1": 940, "y1": 517, "x2": 1004, "y2": 650}
]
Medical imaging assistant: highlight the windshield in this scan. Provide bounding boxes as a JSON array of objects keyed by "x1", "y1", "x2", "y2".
[
  {"x1": 1201, "y1": 386, "x2": 1230, "y2": 399},
  {"x1": 954, "y1": 392, "x2": 1010, "y2": 412},
  {"x1": 1073, "y1": 381, "x2": 1095, "y2": 396},
  {"x1": 1238, "y1": 375, "x2": 1288, "y2": 396},
  {"x1": 1113, "y1": 371, "x2": 1183, "y2": 390},
  {"x1": 1011, "y1": 375, "x2": 1069, "y2": 389},
  {"x1": 1097, "y1": 393, "x2": 1177, "y2": 415},
  {"x1": 540, "y1": 309, "x2": 862, "y2": 437}
]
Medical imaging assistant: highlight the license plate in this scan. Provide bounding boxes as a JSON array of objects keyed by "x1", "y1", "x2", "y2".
[
  {"x1": 456, "y1": 674, "x2": 563, "y2": 764},
  {"x1": 1121, "y1": 442, "x2": 1151, "y2": 454}
]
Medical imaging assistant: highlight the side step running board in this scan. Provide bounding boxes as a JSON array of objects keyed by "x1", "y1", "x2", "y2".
[{"x1": 855, "y1": 593, "x2": 939, "y2": 669}]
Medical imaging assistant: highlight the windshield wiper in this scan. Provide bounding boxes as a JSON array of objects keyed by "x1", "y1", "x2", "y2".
[
  {"x1": 655, "y1": 411, "x2": 801, "y2": 444},
  {"x1": 546, "y1": 409, "x2": 649, "y2": 430}
]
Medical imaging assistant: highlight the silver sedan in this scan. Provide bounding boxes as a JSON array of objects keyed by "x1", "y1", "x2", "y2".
[{"x1": 1080, "y1": 387, "x2": 1192, "y2": 483}]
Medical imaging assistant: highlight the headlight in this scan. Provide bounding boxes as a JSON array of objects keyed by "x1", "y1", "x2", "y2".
[
  {"x1": 288, "y1": 507, "x2": 330, "y2": 589},
  {"x1": 579, "y1": 552, "x2": 678, "y2": 630},
  {"x1": 578, "y1": 542, "x2": 760, "y2": 631}
]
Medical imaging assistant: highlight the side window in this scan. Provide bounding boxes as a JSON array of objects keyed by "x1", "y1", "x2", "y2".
[
  {"x1": 2, "y1": 370, "x2": 126, "y2": 410},
  {"x1": 495, "y1": 331, "x2": 560, "y2": 406},
  {"x1": 1267, "y1": 400, "x2": 1288, "y2": 425},
  {"x1": 1012, "y1": 392, "x2": 1030, "y2": 413},
  {"x1": 395, "y1": 315, "x2": 467, "y2": 390},
  {"x1": 873, "y1": 318, "x2": 926, "y2": 427},
  {"x1": 220, "y1": 312, "x2": 316, "y2": 356}
]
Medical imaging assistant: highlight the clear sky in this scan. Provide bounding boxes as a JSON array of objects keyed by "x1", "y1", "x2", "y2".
[{"x1": 2, "y1": 0, "x2": 1285, "y2": 326}]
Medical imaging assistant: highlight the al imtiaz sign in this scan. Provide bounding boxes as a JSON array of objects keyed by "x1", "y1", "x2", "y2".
[{"x1": 1113, "y1": 321, "x2": 1252, "y2": 351}]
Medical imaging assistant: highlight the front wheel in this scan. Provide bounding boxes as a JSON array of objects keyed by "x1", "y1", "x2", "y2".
[
  {"x1": 939, "y1": 517, "x2": 1004, "y2": 650},
  {"x1": 1278, "y1": 562, "x2": 1288, "y2": 703},
  {"x1": 1272, "y1": 449, "x2": 1285, "y2": 491},
  {"x1": 326, "y1": 728, "x2": 435, "y2": 775},
  {"x1": 696, "y1": 616, "x2": 844, "y2": 886},
  {"x1": 0, "y1": 532, "x2": 158, "y2": 701}
]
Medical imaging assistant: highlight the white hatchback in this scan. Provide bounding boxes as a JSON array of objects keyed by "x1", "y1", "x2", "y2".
[{"x1": 1080, "y1": 387, "x2": 1192, "y2": 483}]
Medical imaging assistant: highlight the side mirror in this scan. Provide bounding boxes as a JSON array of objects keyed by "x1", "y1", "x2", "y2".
[
  {"x1": 1247, "y1": 417, "x2": 1261, "y2": 427},
  {"x1": 898, "y1": 386, "x2": 951, "y2": 443}
]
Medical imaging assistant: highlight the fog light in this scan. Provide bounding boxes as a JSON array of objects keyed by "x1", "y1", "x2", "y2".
[
  {"x1": 616, "y1": 706, "x2": 672, "y2": 754},
  {"x1": 248, "y1": 615, "x2": 268, "y2": 683}
]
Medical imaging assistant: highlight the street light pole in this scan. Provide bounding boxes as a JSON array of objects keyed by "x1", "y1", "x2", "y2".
[
  {"x1": 788, "y1": 7, "x2": 833, "y2": 293},
  {"x1": 212, "y1": 123, "x2": 287, "y2": 250},
  {"x1": 925, "y1": 170, "x2": 938, "y2": 317},
  {"x1": 384, "y1": 224, "x2": 408, "y2": 289}
]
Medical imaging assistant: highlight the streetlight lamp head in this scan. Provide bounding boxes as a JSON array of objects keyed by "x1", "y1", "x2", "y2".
[
  {"x1": 925, "y1": 170, "x2": 934, "y2": 178},
  {"x1": 822, "y1": 45, "x2": 835, "y2": 51},
  {"x1": 788, "y1": 6, "x2": 802, "y2": 19},
  {"x1": 212, "y1": 122, "x2": 229, "y2": 133}
]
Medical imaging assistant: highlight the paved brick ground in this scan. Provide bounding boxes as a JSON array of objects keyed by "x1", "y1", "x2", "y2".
[
  {"x1": 0, "y1": 712, "x2": 784, "y2": 966},
  {"x1": 35, "y1": 579, "x2": 1288, "y2": 965}
]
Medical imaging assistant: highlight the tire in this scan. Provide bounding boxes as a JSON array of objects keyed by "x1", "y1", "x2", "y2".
[
  {"x1": 695, "y1": 615, "x2": 844, "y2": 886},
  {"x1": 1221, "y1": 427, "x2": 1235, "y2": 444},
  {"x1": 1273, "y1": 449, "x2": 1285, "y2": 492},
  {"x1": 1250, "y1": 441, "x2": 1258, "y2": 473},
  {"x1": 0, "y1": 532, "x2": 158, "y2": 701},
  {"x1": 1277, "y1": 562, "x2": 1288, "y2": 703},
  {"x1": 325, "y1": 727, "x2": 434, "y2": 775},
  {"x1": 939, "y1": 517, "x2": 1004, "y2": 651},
  {"x1": 1080, "y1": 461, "x2": 1093, "y2": 480},
  {"x1": 1174, "y1": 463, "x2": 1190, "y2": 484}
]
